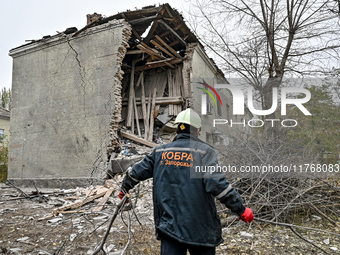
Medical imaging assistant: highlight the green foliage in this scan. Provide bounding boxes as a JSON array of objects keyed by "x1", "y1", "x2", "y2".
[
  {"x1": 287, "y1": 84, "x2": 340, "y2": 163},
  {"x1": 0, "y1": 87, "x2": 11, "y2": 110},
  {"x1": 0, "y1": 138, "x2": 8, "y2": 182}
]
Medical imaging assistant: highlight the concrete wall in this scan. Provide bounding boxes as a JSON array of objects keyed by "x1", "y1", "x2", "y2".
[
  {"x1": 189, "y1": 44, "x2": 252, "y2": 144},
  {"x1": 8, "y1": 20, "x2": 131, "y2": 187}
]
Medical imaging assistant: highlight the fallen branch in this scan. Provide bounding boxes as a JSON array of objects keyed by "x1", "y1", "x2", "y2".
[
  {"x1": 289, "y1": 226, "x2": 331, "y2": 255},
  {"x1": 309, "y1": 202, "x2": 339, "y2": 227},
  {"x1": 92, "y1": 188, "x2": 115, "y2": 212},
  {"x1": 53, "y1": 191, "x2": 107, "y2": 215},
  {"x1": 92, "y1": 194, "x2": 129, "y2": 255},
  {"x1": 120, "y1": 210, "x2": 132, "y2": 255},
  {"x1": 5, "y1": 180, "x2": 29, "y2": 198},
  {"x1": 254, "y1": 217, "x2": 340, "y2": 238}
]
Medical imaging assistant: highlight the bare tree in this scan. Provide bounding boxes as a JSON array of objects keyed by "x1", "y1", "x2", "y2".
[{"x1": 188, "y1": 0, "x2": 340, "y2": 115}]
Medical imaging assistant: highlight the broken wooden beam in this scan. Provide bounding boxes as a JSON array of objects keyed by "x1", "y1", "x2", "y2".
[
  {"x1": 148, "y1": 88, "x2": 157, "y2": 142},
  {"x1": 144, "y1": 20, "x2": 160, "y2": 43},
  {"x1": 121, "y1": 131, "x2": 158, "y2": 148},
  {"x1": 146, "y1": 92, "x2": 152, "y2": 140},
  {"x1": 146, "y1": 58, "x2": 173, "y2": 65},
  {"x1": 137, "y1": 44, "x2": 175, "y2": 69},
  {"x1": 137, "y1": 44, "x2": 163, "y2": 60},
  {"x1": 92, "y1": 188, "x2": 115, "y2": 212},
  {"x1": 140, "y1": 72, "x2": 149, "y2": 140},
  {"x1": 150, "y1": 40, "x2": 175, "y2": 58},
  {"x1": 134, "y1": 58, "x2": 182, "y2": 72},
  {"x1": 155, "y1": 35, "x2": 182, "y2": 59},
  {"x1": 128, "y1": 14, "x2": 158, "y2": 25},
  {"x1": 125, "y1": 50, "x2": 144, "y2": 55},
  {"x1": 52, "y1": 191, "x2": 107, "y2": 215},
  {"x1": 126, "y1": 60, "x2": 136, "y2": 127},
  {"x1": 122, "y1": 96, "x2": 182, "y2": 106},
  {"x1": 158, "y1": 20, "x2": 187, "y2": 46},
  {"x1": 133, "y1": 96, "x2": 141, "y2": 136},
  {"x1": 121, "y1": 13, "x2": 142, "y2": 41}
]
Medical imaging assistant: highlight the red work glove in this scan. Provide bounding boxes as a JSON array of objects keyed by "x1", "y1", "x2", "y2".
[
  {"x1": 239, "y1": 207, "x2": 254, "y2": 223},
  {"x1": 118, "y1": 191, "x2": 129, "y2": 203}
]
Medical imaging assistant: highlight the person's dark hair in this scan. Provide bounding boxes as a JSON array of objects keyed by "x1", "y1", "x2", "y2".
[{"x1": 176, "y1": 123, "x2": 198, "y2": 134}]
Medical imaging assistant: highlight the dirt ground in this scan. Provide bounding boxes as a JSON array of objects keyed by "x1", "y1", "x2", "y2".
[{"x1": 0, "y1": 181, "x2": 340, "y2": 255}]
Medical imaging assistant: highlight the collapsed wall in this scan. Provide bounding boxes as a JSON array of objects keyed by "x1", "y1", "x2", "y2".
[
  {"x1": 8, "y1": 20, "x2": 131, "y2": 188},
  {"x1": 8, "y1": 4, "x2": 224, "y2": 187}
]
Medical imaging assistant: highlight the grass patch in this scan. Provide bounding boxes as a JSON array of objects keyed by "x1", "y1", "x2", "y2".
[
  {"x1": 0, "y1": 142, "x2": 8, "y2": 182},
  {"x1": 0, "y1": 164, "x2": 7, "y2": 182}
]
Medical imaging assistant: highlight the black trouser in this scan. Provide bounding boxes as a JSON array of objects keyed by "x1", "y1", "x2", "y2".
[{"x1": 161, "y1": 234, "x2": 216, "y2": 255}]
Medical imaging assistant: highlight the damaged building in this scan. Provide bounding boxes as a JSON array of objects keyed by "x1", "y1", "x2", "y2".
[{"x1": 8, "y1": 4, "x2": 252, "y2": 187}]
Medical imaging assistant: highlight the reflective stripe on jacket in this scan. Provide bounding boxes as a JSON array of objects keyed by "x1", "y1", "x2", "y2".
[{"x1": 121, "y1": 133, "x2": 245, "y2": 247}]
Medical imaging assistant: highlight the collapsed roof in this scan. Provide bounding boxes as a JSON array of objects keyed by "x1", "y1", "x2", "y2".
[{"x1": 82, "y1": 3, "x2": 199, "y2": 72}]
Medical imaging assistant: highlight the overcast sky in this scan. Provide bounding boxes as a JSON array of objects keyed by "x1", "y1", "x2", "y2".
[{"x1": 0, "y1": 0, "x2": 192, "y2": 90}]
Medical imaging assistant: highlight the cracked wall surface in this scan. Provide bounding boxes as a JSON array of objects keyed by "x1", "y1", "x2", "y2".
[{"x1": 8, "y1": 20, "x2": 131, "y2": 186}]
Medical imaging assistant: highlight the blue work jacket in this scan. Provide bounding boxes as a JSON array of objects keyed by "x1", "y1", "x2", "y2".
[{"x1": 121, "y1": 133, "x2": 245, "y2": 247}]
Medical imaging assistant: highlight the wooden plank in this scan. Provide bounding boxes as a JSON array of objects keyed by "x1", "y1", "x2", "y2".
[
  {"x1": 148, "y1": 60, "x2": 175, "y2": 69},
  {"x1": 126, "y1": 60, "x2": 136, "y2": 127},
  {"x1": 169, "y1": 40, "x2": 180, "y2": 47},
  {"x1": 140, "y1": 42, "x2": 175, "y2": 68},
  {"x1": 121, "y1": 131, "x2": 158, "y2": 148},
  {"x1": 137, "y1": 44, "x2": 163, "y2": 60},
  {"x1": 168, "y1": 69, "x2": 173, "y2": 116},
  {"x1": 128, "y1": 14, "x2": 158, "y2": 25},
  {"x1": 158, "y1": 30, "x2": 171, "y2": 38},
  {"x1": 57, "y1": 210, "x2": 85, "y2": 214},
  {"x1": 125, "y1": 50, "x2": 144, "y2": 55},
  {"x1": 146, "y1": 92, "x2": 152, "y2": 140},
  {"x1": 150, "y1": 40, "x2": 175, "y2": 58},
  {"x1": 140, "y1": 72, "x2": 149, "y2": 140},
  {"x1": 92, "y1": 188, "x2": 115, "y2": 212},
  {"x1": 121, "y1": 13, "x2": 142, "y2": 41},
  {"x1": 148, "y1": 88, "x2": 157, "y2": 141},
  {"x1": 175, "y1": 66, "x2": 183, "y2": 115},
  {"x1": 53, "y1": 191, "x2": 107, "y2": 215},
  {"x1": 134, "y1": 58, "x2": 182, "y2": 72},
  {"x1": 155, "y1": 35, "x2": 182, "y2": 59},
  {"x1": 131, "y1": 107, "x2": 135, "y2": 134},
  {"x1": 122, "y1": 96, "x2": 182, "y2": 105},
  {"x1": 144, "y1": 20, "x2": 160, "y2": 43},
  {"x1": 37, "y1": 214, "x2": 54, "y2": 221},
  {"x1": 135, "y1": 71, "x2": 143, "y2": 87},
  {"x1": 137, "y1": 44, "x2": 175, "y2": 69},
  {"x1": 158, "y1": 20, "x2": 187, "y2": 46},
  {"x1": 146, "y1": 58, "x2": 173, "y2": 65},
  {"x1": 163, "y1": 4, "x2": 174, "y2": 19},
  {"x1": 133, "y1": 96, "x2": 141, "y2": 136}
]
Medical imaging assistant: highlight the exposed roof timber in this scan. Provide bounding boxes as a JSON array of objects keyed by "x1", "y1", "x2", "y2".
[
  {"x1": 132, "y1": 58, "x2": 183, "y2": 72},
  {"x1": 169, "y1": 40, "x2": 180, "y2": 47},
  {"x1": 146, "y1": 58, "x2": 173, "y2": 64},
  {"x1": 13, "y1": 4, "x2": 198, "y2": 53},
  {"x1": 144, "y1": 20, "x2": 160, "y2": 43},
  {"x1": 155, "y1": 35, "x2": 182, "y2": 59},
  {"x1": 125, "y1": 49, "x2": 144, "y2": 55},
  {"x1": 128, "y1": 14, "x2": 158, "y2": 25},
  {"x1": 118, "y1": 6, "x2": 162, "y2": 21},
  {"x1": 163, "y1": 17, "x2": 174, "y2": 21},
  {"x1": 158, "y1": 20, "x2": 186, "y2": 46},
  {"x1": 137, "y1": 44, "x2": 175, "y2": 69},
  {"x1": 163, "y1": 4, "x2": 174, "y2": 19},
  {"x1": 150, "y1": 40, "x2": 175, "y2": 59},
  {"x1": 121, "y1": 13, "x2": 142, "y2": 41}
]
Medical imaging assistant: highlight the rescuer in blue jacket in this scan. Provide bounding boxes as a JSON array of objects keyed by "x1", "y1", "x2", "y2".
[{"x1": 119, "y1": 108, "x2": 253, "y2": 255}]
